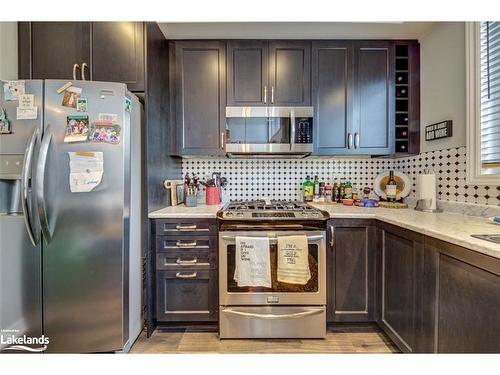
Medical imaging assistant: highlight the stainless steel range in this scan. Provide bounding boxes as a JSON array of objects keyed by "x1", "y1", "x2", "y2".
[{"x1": 217, "y1": 200, "x2": 329, "y2": 339}]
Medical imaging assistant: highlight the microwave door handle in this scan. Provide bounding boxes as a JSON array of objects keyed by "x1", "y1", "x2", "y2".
[
  {"x1": 21, "y1": 126, "x2": 40, "y2": 246},
  {"x1": 36, "y1": 126, "x2": 53, "y2": 244},
  {"x1": 290, "y1": 109, "x2": 296, "y2": 151}
]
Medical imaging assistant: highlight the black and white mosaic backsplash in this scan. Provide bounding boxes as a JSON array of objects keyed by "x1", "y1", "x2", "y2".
[
  {"x1": 395, "y1": 146, "x2": 500, "y2": 206},
  {"x1": 182, "y1": 157, "x2": 394, "y2": 201},
  {"x1": 182, "y1": 146, "x2": 500, "y2": 205}
]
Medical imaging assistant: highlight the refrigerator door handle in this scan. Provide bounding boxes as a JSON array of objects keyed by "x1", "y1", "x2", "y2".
[
  {"x1": 36, "y1": 126, "x2": 53, "y2": 244},
  {"x1": 21, "y1": 126, "x2": 40, "y2": 246}
]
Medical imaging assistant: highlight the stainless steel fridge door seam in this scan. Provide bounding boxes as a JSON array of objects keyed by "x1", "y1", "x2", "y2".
[
  {"x1": 36, "y1": 125, "x2": 53, "y2": 243},
  {"x1": 21, "y1": 126, "x2": 40, "y2": 246}
]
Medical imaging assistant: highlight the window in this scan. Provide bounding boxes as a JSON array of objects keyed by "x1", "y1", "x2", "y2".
[{"x1": 466, "y1": 22, "x2": 500, "y2": 184}]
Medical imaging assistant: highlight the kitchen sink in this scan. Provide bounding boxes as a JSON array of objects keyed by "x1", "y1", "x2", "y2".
[{"x1": 471, "y1": 234, "x2": 500, "y2": 245}]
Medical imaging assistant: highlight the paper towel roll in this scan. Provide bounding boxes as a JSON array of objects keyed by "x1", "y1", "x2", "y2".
[{"x1": 416, "y1": 172, "x2": 438, "y2": 210}]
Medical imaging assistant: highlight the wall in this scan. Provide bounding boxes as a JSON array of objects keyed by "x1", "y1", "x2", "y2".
[
  {"x1": 420, "y1": 22, "x2": 466, "y2": 153},
  {"x1": 183, "y1": 157, "x2": 393, "y2": 202},
  {"x1": 395, "y1": 147, "x2": 499, "y2": 206},
  {"x1": 0, "y1": 22, "x2": 18, "y2": 79},
  {"x1": 159, "y1": 22, "x2": 436, "y2": 40},
  {"x1": 182, "y1": 153, "x2": 500, "y2": 206}
]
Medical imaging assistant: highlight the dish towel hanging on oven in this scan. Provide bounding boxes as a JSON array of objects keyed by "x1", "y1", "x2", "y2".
[
  {"x1": 277, "y1": 235, "x2": 311, "y2": 285},
  {"x1": 234, "y1": 237, "x2": 272, "y2": 288}
]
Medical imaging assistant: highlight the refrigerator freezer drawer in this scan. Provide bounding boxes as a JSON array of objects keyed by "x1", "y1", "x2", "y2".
[{"x1": 219, "y1": 305, "x2": 326, "y2": 339}]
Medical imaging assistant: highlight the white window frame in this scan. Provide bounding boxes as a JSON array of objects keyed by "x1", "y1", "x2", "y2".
[{"x1": 466, "y1": 21, "x2": 500, "y2": 185}]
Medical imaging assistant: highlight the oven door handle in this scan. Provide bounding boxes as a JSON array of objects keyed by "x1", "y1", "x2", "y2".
[
  {"x1": 221, "y1": 234, "x2": 324, "y2": 244},
  {"x1": 223, "y1": 308, "x2": 324, "y2": 320}
]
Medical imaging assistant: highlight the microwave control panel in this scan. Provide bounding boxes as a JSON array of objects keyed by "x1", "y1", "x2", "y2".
[{"x1": 294, "y1": 118, "x2": 313, "y2": 144}]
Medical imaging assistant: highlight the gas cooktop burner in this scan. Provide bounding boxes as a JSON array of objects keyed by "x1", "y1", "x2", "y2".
[{"x1": 218, "y1": 199, "x2": 329, "y2": 221}]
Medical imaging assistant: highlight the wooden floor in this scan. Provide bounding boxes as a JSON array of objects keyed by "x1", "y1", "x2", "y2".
[{"x1": 130, "y1": 324, "x2": 399, "y2": 354}]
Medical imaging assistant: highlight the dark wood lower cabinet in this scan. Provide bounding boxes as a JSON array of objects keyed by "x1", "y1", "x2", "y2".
[
  {"x1": 327, "y1": 219, "x2": 376, "y2": 322},
  {"x1": 422, "y1": 237, "x2": 500, "y2": 353},
  {"x1": 149, "y1": 216, "x2": 500, "y2": 351},
  {"x1": 156, "y1": 269, "x2": 218, "y2": 322},
  {"x1": 376, "y1": 222, "x2": 424, "y2": 353},
  {"x1": 151, "y1": 218, "x2": 219, "y2": 325}
]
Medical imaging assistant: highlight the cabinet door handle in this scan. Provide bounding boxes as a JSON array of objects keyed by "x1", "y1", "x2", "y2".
[
  {"x1": 264, "y1": 86, "x2": 267, "y2": 104},
  {"x1": 72, "y1": 64, "x2": 80, "y2": 80},
  {"x1": 175, "y1": 240, "x2": 197, "y2": 247},
  {"x1": 329, "y1": 226, "x2": 334, "y2": 247},
  {"x1": 347, "y1": 133, "x2": 353, "y2": 149},
  {"x1": 175, "y1": 272, "x2": 197, "y2": 279},
  {"x1": 81, "y1": 62, "x2": 88, "y2": 80},
  {"x1": 175, "y1": 224, "x2": 197, "y2": 231},
  {"x1": 271, "y1": 86, "x2": 275, "y2": 104},
  {"x1": 176, "y1": 257, "x2": 198, "y2": 265},
  {"x1": 354, "y1": 132, "x2": 360, "y2": 149}
]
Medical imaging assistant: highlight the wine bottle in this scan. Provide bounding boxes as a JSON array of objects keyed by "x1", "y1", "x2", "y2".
[{"x1": 386, "y1": 171, "x2": 397, "y2": 202}]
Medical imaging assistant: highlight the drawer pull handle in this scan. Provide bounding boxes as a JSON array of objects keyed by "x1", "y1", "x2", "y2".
[
  {"x1": 176, "y1": 257, "x2": 198, "y2": 265},
  {"x1": 175, "y1": 272, "x2": 197, "y2": 279},
  {"x1": 175, "y1": 224, "x2": 197, "y2": 231},
  {"x1": 175, "y1": 240, "x2": 197, "y2": 247}
]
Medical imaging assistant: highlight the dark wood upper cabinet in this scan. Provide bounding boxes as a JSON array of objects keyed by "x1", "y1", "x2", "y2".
[
  {"x1": 29, "y1": 22, "x2": 90, "y2": 80},
  {"x1": 226, "y1": 40, "x2": 311, "y2": 106},
  {"x1": 174, "y1": 41, "x2": 226, "y2": 156},
  {"x1": 91, "y1": 22, "x2": 145, "y2": 92},
  {"x1": 312, "y1": 41, "x2": 395, "y2": 155},
  {"x1": 268, "y1": 41, "x2": 311, "y2": 106},
  {"x1": 226, "y1": 41, "x2": 268, "y2": 106},
  {"x1": 354, "y1": 42, "x2": 394, "y2": 154},
  {"x1": 327, "y1": 219, "x2": 376, "y2": 323},
  {"x1": 18, "y1": 22, "x2": 145, "y2": 91},
  {"x1": 312, "y1": 42, "x2": 353, "y2": 154}
]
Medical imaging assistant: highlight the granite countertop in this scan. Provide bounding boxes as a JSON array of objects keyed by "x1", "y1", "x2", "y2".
[
  {"x1": 148, "y1": 203, "x2": 223, "y2": 218},
  {"x1": 309, "y1": 202, "x2": 500, "y2": 260},
  {"x1": 148, "y1": 202, "x2": 500, "y2": 259}
]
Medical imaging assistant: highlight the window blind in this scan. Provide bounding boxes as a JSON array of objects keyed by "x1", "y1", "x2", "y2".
[{"x1": 480, "y1": 21, "x2": 500, "y2": 165}]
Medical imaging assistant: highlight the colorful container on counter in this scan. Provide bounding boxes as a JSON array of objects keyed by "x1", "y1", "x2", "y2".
[
  {"x1": 342, "y1": 198, "x2": 354, "y2": 206},
  {"x1": 359, "y1": 198, "x2": 379, "y2": 208},
  {"x1": 206, "y1": 186, "x2": 221, "y2": 205}
]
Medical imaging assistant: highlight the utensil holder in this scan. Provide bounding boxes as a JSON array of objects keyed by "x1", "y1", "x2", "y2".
[
  {"x1": 205, "y1": 186, "x2": 221, "y2": 205},
  {"x1": 185, "y1": 194, "x2": 198, "y2": 207}
]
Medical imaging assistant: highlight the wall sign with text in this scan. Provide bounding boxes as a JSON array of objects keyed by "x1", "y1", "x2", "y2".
[{"x1": 425, "y1": 120, "x2": 453, "y2": 141}]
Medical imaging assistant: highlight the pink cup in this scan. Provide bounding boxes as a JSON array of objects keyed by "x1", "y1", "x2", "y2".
[{"x1": 205, "y1": 186, "x2": 221, "y2": 205}]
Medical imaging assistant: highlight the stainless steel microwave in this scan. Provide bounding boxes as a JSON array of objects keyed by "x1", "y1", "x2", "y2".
[{"x1": 224, "y1": 106, "x2": 314, "y2": 158}]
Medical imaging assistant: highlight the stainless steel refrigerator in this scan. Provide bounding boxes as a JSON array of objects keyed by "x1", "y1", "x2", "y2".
[{"x1": 0, "y1": 79, "x2": 143, "y2": 353}]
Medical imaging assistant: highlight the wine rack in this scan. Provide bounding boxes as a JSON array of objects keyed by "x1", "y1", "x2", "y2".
[
  {"x1": 393, "y1": 42, "x2": 420, "y2": 155},
  {"x1": 395, "y1": 44, "x2": 410, "y2": 153}
]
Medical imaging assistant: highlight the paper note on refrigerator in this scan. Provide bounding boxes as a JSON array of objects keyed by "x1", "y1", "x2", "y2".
[
  {"x1": 68, "y1": 152, "x2": 104, "y2": 193},
  {"x1": 16, "y1": 106, "x2": 38, "y2": 120},
  {"x1": 3, "y1": 80, "x2": 25, "y2": 101}
]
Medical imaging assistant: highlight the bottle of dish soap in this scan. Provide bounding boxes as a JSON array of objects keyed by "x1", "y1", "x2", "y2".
[{"x1": 303, "y1": 175, "x2": 314, "y2": 202}]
